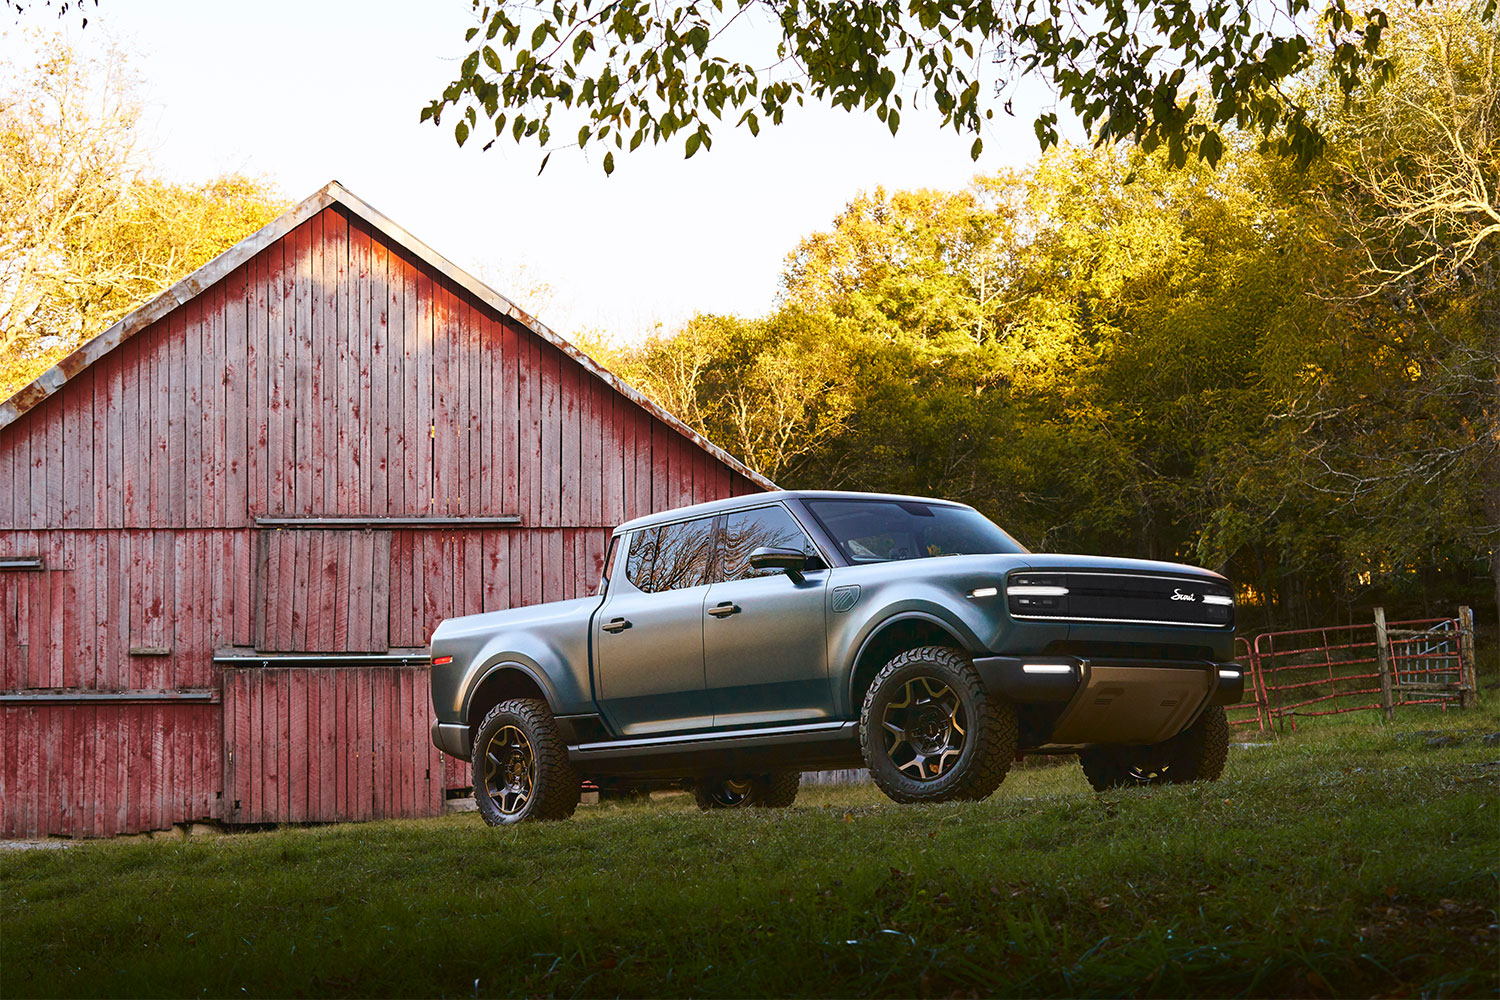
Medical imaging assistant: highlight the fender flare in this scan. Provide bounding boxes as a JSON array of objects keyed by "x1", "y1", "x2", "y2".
[
  {"x1": 844, "y1": 607, "x2": 983, "y2": 707},
  {"x1": 461, "y1": 655, "x2": 561, "y2": 726}
]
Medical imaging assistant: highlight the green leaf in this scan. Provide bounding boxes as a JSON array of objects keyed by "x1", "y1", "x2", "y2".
[
  {"x1": 603, "y1": 151, "x2": 616, "y2": 175},
  {"x1": 685, "y1": 131, "x2": 702, "y2": 157},
  {"x1": 969, "y1": 137, "x2": 983, "y2": 159},
  {"x1": 455, "y1": 121, "x2": 470, "y2": 146}
]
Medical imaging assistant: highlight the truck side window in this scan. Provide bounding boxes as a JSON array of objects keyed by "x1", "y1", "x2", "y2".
[
  {"x1": 651, "y1": 516, "x2": 717, "y2": 591},
  {"x1": 719, "y1": 505, "x2": 821, "y2": 582},
  {"x1": 625, "y1": 528, "x2": 658, "y2": 592}
]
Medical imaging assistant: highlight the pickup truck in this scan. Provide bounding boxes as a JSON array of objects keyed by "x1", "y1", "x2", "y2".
[{"x1": 429, "y1": 491, "x2": 1244, "y2": 824}]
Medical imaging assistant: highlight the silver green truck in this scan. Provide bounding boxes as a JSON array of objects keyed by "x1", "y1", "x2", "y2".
[{"x1": 429, "y1": 491, "x2": 1243, "y2": 824}]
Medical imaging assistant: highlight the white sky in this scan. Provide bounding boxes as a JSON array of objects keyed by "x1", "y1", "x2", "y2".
[{"x1": 5, "y1": 1, "x2": 1080, "y2": 341}]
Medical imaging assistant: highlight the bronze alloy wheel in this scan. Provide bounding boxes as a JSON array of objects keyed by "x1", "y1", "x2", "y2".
[
  {"x1": 707, "y1": 778, "x2": 754, "y2": 806},
  {"x1": 483, "y1": 724, "x2": 536, "y2": 817},
  {"x1": 858, "y1": 646, "x2": 1016, "y2": 804},
  {"x1": 880, "y1": 675, "x2": 968, "y2": 782}
]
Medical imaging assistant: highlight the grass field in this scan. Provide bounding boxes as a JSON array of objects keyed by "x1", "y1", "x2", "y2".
[{"x1": 3, "y1": 705, "x2": 1497, "y2": 999}]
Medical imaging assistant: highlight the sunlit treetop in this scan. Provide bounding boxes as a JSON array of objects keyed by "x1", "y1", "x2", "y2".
[{"x1": 420, "y1": 0, "x2": 1490, "y2": 174}]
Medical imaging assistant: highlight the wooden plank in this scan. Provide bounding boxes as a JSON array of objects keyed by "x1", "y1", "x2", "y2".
[
  {"x1": 331, "y1": 529, "x2": 350, "y2": 651},
  {"x1": 312, "y1": 209, "x2": 333, "y2": 515},
  {"x1": 372, "y1": 234, "x2": 391, "y2": 516},
  {"x1": 372, "y1": 530, "x2": 391, "y2": 652},
  {"x1": 332, "y1": 207, "x2": 354, "y2": 517},
  {"x1": 319, "y1": 668, "x2": 336, "y2": 820},
  {"x1": 247, "y1": 252, "x2": 267, "y2": 518},
  {"x1": 294, "y1": 219, "x2": 314, "y2": 516},
  {"x1": 540, "y1": 346, "x2": 561, "y2": 527},
  {"x1": 560, "y1": 353, "x2": 580, "y2": 526},
  {"x1": 184, "y1": 294, "x2": 204, "y2": 528},
  {"x1": 603, "y1": 392, "x2": 624, "y2": 527},
  {"x1": 356, "y1": 667, "x2": 373, "y2": 820},
  {"x1": 349, "y1": 531, "x2": 374, "y2": 651},
  {"x1": 355, "y1": 221, "x2": 374, "y2": 517},
  {"x1": 225, "y1": 265, "x2": 250, "y2": 526},
  {"x1": 303, "y1": 666, "x2": 321, "y2": 821},
  {"x1": 403, "y1": 254, "x2": 421, "y2": 517},
  {"x1": 499, "y1": 318, "x2": 518, "y2": 518},
  {"x1": 267, "y1": 235, "x2": 288, "y2": 515},
  {"x1": 523, "y1": 334, "x2": 541, "y2": 527}
]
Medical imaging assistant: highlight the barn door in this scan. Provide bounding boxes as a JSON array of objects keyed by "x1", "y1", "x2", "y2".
[{"x1": 255, "y1": 529, "x2": 391, "y2": 652}]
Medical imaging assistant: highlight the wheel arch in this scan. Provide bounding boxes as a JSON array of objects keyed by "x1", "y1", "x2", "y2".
[
  {"x1": 846, "y1": 611, "x2": 977, "y2": 714},
  {"x1": 463, "y1": 660, "x2": 557, "y2": 743}
]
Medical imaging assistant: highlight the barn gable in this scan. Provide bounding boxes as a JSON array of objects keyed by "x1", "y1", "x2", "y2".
[{"x1": 0, "y1": 182, "x2": 769, "y2": 838}]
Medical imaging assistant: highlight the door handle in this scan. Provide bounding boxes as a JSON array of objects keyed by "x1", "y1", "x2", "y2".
[
  {"x1": 707, "y1": 602, "x2": 741, "y2": 618},
  {"x1": 601, "y1": 617, "x2": 631, "y2": 633}
]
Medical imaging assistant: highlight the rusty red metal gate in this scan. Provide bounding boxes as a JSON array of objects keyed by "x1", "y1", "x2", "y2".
[{"x1": 1227, "y1": 608, "x2": 1476, "y2": 733}]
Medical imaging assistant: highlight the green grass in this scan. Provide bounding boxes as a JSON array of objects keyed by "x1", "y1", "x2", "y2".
[{"x1": 3, "y1": 706, "x2": 1497, "y2": 999}]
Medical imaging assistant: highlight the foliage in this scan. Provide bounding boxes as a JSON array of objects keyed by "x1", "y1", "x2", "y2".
[
  {"x1": 0, "y1": 38, "x2": 288, "y2": 402},
  {"x1": 3, "y1": 706, "x2": 1497, "y2": 997},
  {"x1": 422, "y1": 0, "x2": 1494, "y2": 175},
  {"x1": 608, "y1": 4, "x2": 1497, "y2": 628}
]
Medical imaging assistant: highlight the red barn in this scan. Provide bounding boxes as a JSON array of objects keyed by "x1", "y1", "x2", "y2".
[{"x1": 0, "y1": 181, "x2": 770, "y2": 838}]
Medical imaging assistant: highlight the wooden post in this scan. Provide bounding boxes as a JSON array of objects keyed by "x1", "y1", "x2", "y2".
[
  {"x1": 1458, "y1": 606, "x2": 1477, "y2": 710},
  {"x1": 1375, "y1": 606, "x2": 1395, "y2": 720}
]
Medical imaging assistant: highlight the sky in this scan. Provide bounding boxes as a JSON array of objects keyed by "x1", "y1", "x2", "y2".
[{"x1": 5, "y1": 1, "x2": 1081, "y2": 341}]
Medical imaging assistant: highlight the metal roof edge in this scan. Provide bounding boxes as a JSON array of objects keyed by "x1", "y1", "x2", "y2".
[{"x1": 0, "y1": 180, "x2": 777, "y2": 492}]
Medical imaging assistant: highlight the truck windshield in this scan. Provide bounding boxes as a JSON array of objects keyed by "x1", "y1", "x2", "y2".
[{"x1": 804, "y1": 499, "x2": 1027, "y2": 564}]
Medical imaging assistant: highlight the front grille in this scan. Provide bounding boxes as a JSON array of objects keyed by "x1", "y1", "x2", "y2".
[{"x1": 1008, "y1": 570, "x2": 1233, "y2": 628}]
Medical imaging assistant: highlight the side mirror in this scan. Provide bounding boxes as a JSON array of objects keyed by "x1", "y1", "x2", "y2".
[{"x1": 749, "y1": 546, "x2": 809, "y2": 584}]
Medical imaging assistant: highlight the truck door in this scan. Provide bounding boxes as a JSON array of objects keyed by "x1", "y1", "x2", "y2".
[
  {"x1": 592, "y1": 515, "x2": 716, "y2": 736},
  {"x1": 703, "y1": 504, "x2": 832, "y2": 726}
]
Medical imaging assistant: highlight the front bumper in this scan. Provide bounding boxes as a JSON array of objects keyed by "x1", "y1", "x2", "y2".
[
  {"x1": 431, "y1": 720, "x2": 472, "y2": 761},
  {"x1": 974, "y1": 655, "x2": 1245, "y2": 747}
]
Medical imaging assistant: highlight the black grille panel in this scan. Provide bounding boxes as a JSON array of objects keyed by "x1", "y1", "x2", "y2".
[{"x1": 1008, "y1": 570, "x2": 1233, "y2": 628}]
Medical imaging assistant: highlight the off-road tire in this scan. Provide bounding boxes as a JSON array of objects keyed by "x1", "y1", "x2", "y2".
[
  {"x1": 859, "y1": 646, "x2": 1017, "y2": 804},
  {"x1": 692, "y1": 772, "x2": 801, "y2": 810},
  {"x1": 472, "y1": 698, "x2": 581, "y2": 825},
  {"x1": 1079, "y1": 706, "x2": 1230, "y2": 791}
]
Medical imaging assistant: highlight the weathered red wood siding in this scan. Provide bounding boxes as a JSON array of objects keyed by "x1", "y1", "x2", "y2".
[{"x1": 0, "y1": 200, "x2": 763, "y2": 838}]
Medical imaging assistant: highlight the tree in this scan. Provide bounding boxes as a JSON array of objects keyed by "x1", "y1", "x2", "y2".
[
  {"x1": 1284, "y1": 0, "x2": 1500, "y2": 621},
  {"x1": 422, "y1": 0, "x2": 1478, "y2": 175},
  {"x1": 0, "y1": 37, "x2": 288, "y2": 401}
]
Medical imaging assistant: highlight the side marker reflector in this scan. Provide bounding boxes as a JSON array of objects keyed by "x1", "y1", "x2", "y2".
[
  {"x1": 432, "y1": 655, "x2": 453, "y2": 665},
  {"x1": 970, "y1": 586, "x2": 999, "y2": 598},
  {"x1": 1022, "y1": 663, "x2": 1073, "y2": 675},
  {"x1": 1217, "y1": 669, "x2": 1239, "y2": 680}
]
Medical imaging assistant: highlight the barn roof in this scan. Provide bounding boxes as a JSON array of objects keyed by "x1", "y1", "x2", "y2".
[{"x1": 0, "y1": 180, "x2": 776, "y2": 490}]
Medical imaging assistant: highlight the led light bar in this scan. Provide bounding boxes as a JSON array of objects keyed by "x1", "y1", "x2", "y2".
[
  {"x1": 969, "y1": 586, "x2": 999, "y2": 598},
  {"x1": 1022, "y1": 663, "x2": 1073, "y2": 675},
  {"x1": 1006, "y1": 585, "x2": 1069, "y2": 597},
  {"x1": 1218, "y1": 669, "x2": 1240, "y2": 680},
  {"x1": 1202, "y1": 594, "x2": 1234, "y2": 606}
]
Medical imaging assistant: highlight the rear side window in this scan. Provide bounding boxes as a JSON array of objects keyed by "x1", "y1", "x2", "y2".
[
  {"x1": 719, "y1": 505, "x2": 820, "y2": 582},
  {"x1": 625, "y1": 516, "x2": 717, "y2": 593},
  {"x1": 625, "y1": 529, "x2": 657, "y2": 591}
]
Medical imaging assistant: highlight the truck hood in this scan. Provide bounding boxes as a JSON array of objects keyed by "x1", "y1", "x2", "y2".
[{"x1": 1010, "y1": 552, "x2": 1227, "y2": 582}]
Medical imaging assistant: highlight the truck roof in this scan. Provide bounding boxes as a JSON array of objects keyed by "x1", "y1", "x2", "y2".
[{"x1": 611, "y1": 490, "x2": 972, "y2": 535}]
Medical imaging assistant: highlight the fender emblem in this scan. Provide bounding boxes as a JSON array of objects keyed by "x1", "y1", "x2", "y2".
[
  {"x1": 831, "y1": 585, "x2": 861, "y2": 613},
  {"x1": 1170, "y1": 588, "x2": 1197, "y2": 602}
]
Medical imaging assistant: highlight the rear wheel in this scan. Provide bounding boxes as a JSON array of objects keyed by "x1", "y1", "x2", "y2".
[
  {"x1": 693, "y1": 772, "x2": 800, "y2": 810},
  {"x1": 1080, "y1": 706, "x2": 1230, "y2": 791},
  {"x1": 859, "y1": 646, "x2": 1017, "y2": 804},
  {"x1": 472, "y1": 699, "x2": 581, "y2": 825}
]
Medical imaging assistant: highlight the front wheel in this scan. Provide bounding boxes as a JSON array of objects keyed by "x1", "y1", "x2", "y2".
[
  {"x1": 859, "y1": 646, "x2": 1017, "y2": 804},
  {"x1": 693, "y1": 772, "x2": 800, "y2": 810},
  {"x1": 472, "y1": 699, "x2": 581, "y2": 825},
  {"x1": 1080, "y1": 706, "x2": 1230, "y2": 791}
]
